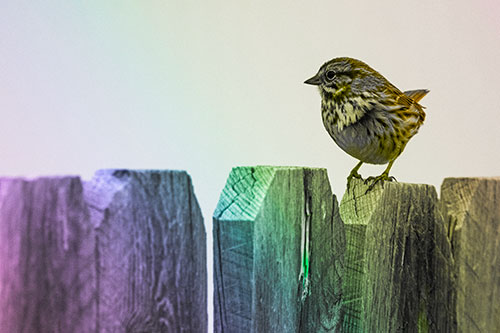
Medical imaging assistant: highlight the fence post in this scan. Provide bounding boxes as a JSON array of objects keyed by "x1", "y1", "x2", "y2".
[
  {"x1": 340, "y1": 179, "x2": 455, "y2": 332},
  {"x1": 213, "y1": 166, "x2": 344, "y2": 332},
  {"x1": 0, "y1": 169, "x2": 207, "y2": 333},
  {"x1": 440, "y1": 177, "x2": 500, "y2": 332}
]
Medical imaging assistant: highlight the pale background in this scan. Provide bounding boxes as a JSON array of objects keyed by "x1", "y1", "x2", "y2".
[{"x1": 2, "y1": 1, "x2": 499, "y2": 330}]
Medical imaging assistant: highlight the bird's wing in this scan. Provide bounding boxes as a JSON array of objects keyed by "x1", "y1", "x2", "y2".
[{"x1": 382, "y1": 86, "x2": 426, "y2": 122}]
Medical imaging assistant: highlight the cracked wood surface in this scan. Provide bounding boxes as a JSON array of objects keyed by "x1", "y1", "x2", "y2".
[
  {"x1": 440, "y1": 177, "x2": 500, "y2": 332},
  {"x1": 213, "y1": 166, "x2": 344, "y2": 332},
  {"x1": 0, "y1": 170, "x2": 206, "y2": 333},
  {"x1": 340, "y1": 179, "x2": 455, "y2": 332}
]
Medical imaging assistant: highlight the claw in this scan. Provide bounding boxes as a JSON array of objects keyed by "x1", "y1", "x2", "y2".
[
  {"x1": 364, "y1": 173, "x2": 397, "y2": 193},
  {"x1": 347, "y1": 170, "x2": 363, "y2": 188},
  {"x1": 349, "y1": 170, "x2": 363, "y2": 180},
  {"x1": 346, "y1": 161, "x2": 364, "y2": 191}
]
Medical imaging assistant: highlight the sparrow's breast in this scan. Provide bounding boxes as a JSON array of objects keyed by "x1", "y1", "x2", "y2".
[{"x1": 322, "y1": 106, "x2": 403, "y2": 165}]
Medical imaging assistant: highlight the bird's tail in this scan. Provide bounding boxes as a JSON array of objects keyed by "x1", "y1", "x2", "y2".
[{"x1": 404, "y1": 89, "x2": 429, "y2": 103}]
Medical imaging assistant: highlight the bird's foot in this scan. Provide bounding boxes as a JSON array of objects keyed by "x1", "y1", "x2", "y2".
[
  {"x1": 363, "y1": 173, "x2": 397, "y2": 193},
  {"x1": 347, "y1": 170, "x2": 363, "y2": 189}
]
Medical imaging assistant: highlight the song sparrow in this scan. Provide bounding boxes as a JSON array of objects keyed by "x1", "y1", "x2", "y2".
[{"x1": 305, "y1": 57, "x2": 429, "y2": 189}]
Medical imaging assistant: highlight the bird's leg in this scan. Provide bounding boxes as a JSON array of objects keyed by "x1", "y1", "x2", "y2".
[
  {"x1": 364, "y1": 159, "x2": 397, "y2": 192},
  {"x1": 347, "y1": 161, "x2": 363, "y2": 189}
]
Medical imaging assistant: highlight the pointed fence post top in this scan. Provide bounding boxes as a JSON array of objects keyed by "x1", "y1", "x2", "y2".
[{"x1": 213, "y1": 166, "x2": 329, "y2": 221}]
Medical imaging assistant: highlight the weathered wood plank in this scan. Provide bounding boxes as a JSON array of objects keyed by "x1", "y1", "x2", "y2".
[
  {"x1": 340, "y1": 179, "x2": 454, "y2": 332},
  {"x1": 213, "y1": 166, "x2": 344, "y2": 332},
  {"x1": 440, "y1": 177, "x2": 500, "y2": 332},
  {"x1": 0, "y1": 177, "x2": 95, "y2": 333},
  {"x1": 0, "y1": 169, "x2": 207, "y2": 333}
]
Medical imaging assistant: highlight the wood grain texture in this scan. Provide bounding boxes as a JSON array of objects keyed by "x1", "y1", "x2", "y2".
[
  {"x1": 440, "y1": 177, "x2": 500, "y2": 332},
  {"x1": 340, "y1": 179, "x2": 454, "y2": 332},
  {"x1": 0, "y1": 170, "x2": 206, "y2": 333},
  {"x1": 0, "y1": 177, "x2": 95, "y2": 333},
  {"x1": 213, "y1": 166, "x2": 344, "y2": 332}
]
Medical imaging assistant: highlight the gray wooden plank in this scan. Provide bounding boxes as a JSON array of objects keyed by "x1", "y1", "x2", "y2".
[
  {"x1": 440, "y1": 177, "x2": 500, "y2": 332},
  {"x1": 340, "y1": 179, "x2": 454, "y2": 332},
  {"x1": 0, "y1": 177, "x2": 95, "y2": 333},
  {"x1": 213, "y1": 166, "x2": 344, "y2": 332},
  {"x1": 0, "y1": 169, "x2": 207, "y2": 333}
]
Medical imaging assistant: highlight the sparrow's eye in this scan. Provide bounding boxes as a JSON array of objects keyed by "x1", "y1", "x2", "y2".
[{"x1": 325, "y1": 70, "x2": 336, "y2": 80}]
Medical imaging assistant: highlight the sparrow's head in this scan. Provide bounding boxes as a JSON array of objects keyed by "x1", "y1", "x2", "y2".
[{"x1": 304, "y1": 57, "x2": 386, "y2": 98}]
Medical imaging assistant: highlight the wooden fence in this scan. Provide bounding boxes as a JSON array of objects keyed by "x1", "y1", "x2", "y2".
[
  {"x1": 0, "y1": 167, "x2": 498, "y2": 332},
  {"x1": 0, "y1": 170, "x2": 206, "y2": 333}
]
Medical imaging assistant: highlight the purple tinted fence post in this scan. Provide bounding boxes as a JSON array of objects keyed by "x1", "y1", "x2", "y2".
[{"x1": 0, "y1": 169, "x2": 207, "y2": 333}]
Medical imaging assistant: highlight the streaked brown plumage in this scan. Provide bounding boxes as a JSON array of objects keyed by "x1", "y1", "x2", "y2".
[{"x1": 304, "y1": 57, "x2": 429, "y2": 189}]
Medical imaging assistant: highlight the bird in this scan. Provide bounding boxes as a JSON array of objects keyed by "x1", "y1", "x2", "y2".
[{"x1": 304, "y1": 57, "x2": 429, "y2": 190}]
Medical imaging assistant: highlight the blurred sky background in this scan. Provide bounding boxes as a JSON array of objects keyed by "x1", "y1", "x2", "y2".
[{"x1": 2, "y1": 1, "x2": 500, "y2": 330}]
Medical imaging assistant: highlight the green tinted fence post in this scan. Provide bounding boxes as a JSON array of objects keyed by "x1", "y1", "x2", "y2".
[
  {"x1": 440, "y1": 177, "x2": 500, "y2": 332},
  {"x1": 340, "y1": 179, "x2": 455, "y2": 332},
  {"x1": 213, "y1": 166, "x2": 345, "y2": 332}
]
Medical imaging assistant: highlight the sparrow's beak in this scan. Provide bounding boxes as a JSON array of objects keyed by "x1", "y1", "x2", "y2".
[{"x1": 304, "y1": 73, "x2": 321, "y2": 85}]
